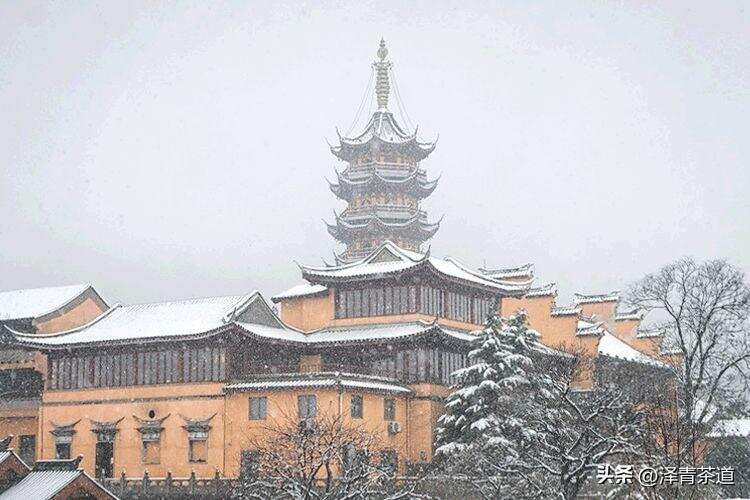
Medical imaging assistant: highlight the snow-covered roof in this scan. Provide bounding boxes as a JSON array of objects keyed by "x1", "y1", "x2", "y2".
[
  {"x1": 0, "y1": 284, "x2": 93, "y2": 321},
  {"x1": 0, "y1": 450, "x2": 25, "y2": 468},
  {"x1": 236, "y1": 320, "x2": 475, "y2": 346},
  {"x1": 0, "y1": 469, "x2": 114, "y2": 500},
  {"x1": 225, "y1": 372, "x2": 412, "y2": 395},
  {"x1": 635, "y1": 327, "x2": 664, "y2": 339},
  {"x1": 551, "y1": 305, "x2": 582, "y2": 316},
  {"x1": 331, "y1": 111, "x2": 436, "y2": 162},
  {"x1": 300, "y1": 241, "x2": 530, "y2": 295},
  {"x1": 524, "y1": 283, "x2": 557, "y2": 298},
  {"x1": 597, "y1": 332, "x2": 665, "y2": 368},
  {"x1": 11, "y1": 292, "x2": 268, "y2": 347},
  {"x1": 574, "y1": 291, "x2": 620, "y2": 305},
  {"x1": 478, "y1": 263, "x2": 534, "y2": 280},
  {"x1": 708, "y1": 418, "x2": 750, "y2": 438},
  {"x1": 615, "y1": 307, "x2": 645, "y2": 321},
  {"x1": 271, "y1": 284, "x2": 328, "y2": 303},
  {"x1": 576, "y1": 318, "x2": 607, "y2": 336}
]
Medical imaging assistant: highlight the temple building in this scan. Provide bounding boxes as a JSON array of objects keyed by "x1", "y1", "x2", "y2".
[
  {"x1": 327, "y1": 39, "x2": 440, "y2": 262},
  {"x1": 0, "y1": 41, "x2": 670, "y2": 484},
  {"x1": 0, "y1": 285, "x2": 108, "y2": 466}
]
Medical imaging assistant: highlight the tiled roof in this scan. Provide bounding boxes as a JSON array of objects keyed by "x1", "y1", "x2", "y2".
[
  {"x1": 0, "y1": 470, "x2": 83, "y2": 499},
  {"x1": 236, "y1": 320, "x2": 475, "y2": 346},
  {"x1": 0, "y1": 284, "x2": 91, "y2": 321},
  {"x1": 271, "y1": 284, "x2": 328, "y2": 303},
  {"x1": 11, "y1": 293, "x2": 266, "y2": 347},
  {"x1": 478, "y1": 263, "x2": 534, "y2": 280},
  {"x1": 574, "y1": 291, "x2": 620, "y2": 304},
  {"x1": 576, "y1": 318, "x2": 607, "y2": 336},
  {"x1": 597, "y1": 332, "x2": 666, "y2": 368},
  {"x1": 524, "y1": 283, "x2": 557, "y2": 298},
  {"x1": 551, "y1": 305, "x2": 582, "y2": 316},
  {"x1": 615, "y1": 307, "x2": 646, "y2": 321},
  {"x1": 225, "y1": 372, "x2": 412, "y2": 394},
  {"x1": 300, "y1": 241, "x2": 530, "y2": 294}
]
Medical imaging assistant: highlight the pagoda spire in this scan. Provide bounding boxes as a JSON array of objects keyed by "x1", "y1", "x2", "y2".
[
  {"x1": 327, "y1": 41, "x2": 440, "y2": 263},
  {"x1": 373, "y1": 39, "x2": 392, "y2": 110}
]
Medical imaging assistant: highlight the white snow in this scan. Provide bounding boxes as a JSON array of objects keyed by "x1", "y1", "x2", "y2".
[
  {"x1": 551, "y1": 305, "x2": 581, "y2": 316},
  {"x1": 708, "y1": 418, "x2": 750, "y2": 438},
  {"x1": 0, "y1": 284, "x2": 91, "y2": 321},
  {"x1": 576, "y1": 319, "x2": 606, "y2": 336},
  {"x1": 0, "y1": 470, "x2": 105, "y2": 499},
  {"x1": 573, "y1": 291, "x2": 620, "y2": 304},
  {"x1": 524, "y1": 283, "x2": 557, "y2": 298},
  {"x1": 597, "y1": 332, "x2": 666, "y2": 368},
  {"x1": 13, "y1": 293, "x2": 261, "y2": 346},
  {"x1": 224, "y1": 374, "x2": 411, "y2": 394},
  {"x1": 271, "y1": 284, "x2": 328, "y2": 302},
  {"x1": 301, "y1": 241, "x2": 530, "y2": 293},
  {"x1": 237, "y1": 320, "x2": 476, "y2": 345},
  {"x1": 478, "y1": 263, "x2": 534, "y2": 280}
]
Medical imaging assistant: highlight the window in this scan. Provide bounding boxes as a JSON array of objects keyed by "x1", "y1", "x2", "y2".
[
  {"x1": 189, "y1": 439, "x2": 207, "y2": 463},
  {"x1": 298, "y1": 395, "x2": 317, "y2": 419},
  {"x1": 55, "y1": 442, "x2": 71, "y2": 460},
  {"x1": 350, "y1": 395, "x2": 363, "y2": 419},
  {"x1": 384, "y1": 398, "x2": 396, "y2": 421},
  {"x1": 142, "y1": 440, "x2": 160, "y2": 464},
  {"x1": 19, "y1": 435, "x2": 35, "y2": 465},
  {"x1": 249, "y1": 397, "x2": 267, "y2": 420}
]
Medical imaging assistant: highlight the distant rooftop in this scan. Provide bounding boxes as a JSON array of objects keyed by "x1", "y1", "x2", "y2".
[{"x1": 0, "y1": 284, "x2": 94, "y2": 322}]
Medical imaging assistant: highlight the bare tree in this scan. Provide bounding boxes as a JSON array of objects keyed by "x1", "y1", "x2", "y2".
[
  {"x1": 627, "y1": 258, "x2": 750, "y2": 465},
  {"x1": 233, "y1": 411, "x2": 418, "y2": 500}
]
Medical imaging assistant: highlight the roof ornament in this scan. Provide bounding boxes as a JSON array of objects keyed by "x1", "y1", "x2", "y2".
[{"x1": 373, "y1": 38, "x2": 392, "y2": 110}]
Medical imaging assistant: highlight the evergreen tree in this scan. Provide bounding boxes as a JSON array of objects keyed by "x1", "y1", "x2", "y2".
[{"x1": 435, "y1": 310, "x2": 542, "y2": 459}]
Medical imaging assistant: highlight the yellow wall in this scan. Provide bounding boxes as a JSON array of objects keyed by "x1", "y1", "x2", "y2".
[
  {"x1": 579, "y1": 301, "x2": 617, "y2": 328},
  {"x1": 224, "y1": 388, "x2": 409, "y2": 477},
  {"x1": 40, "y1": 383, "x2": 226, "y2": 478},
  {"x1": 39, "y1": 382, "x2": 416, "y2": 479},
  {"x1": 34, "y1": 296, "x2": 107, "y2": 335},
  {"x1": 278, "y1": 291, "x2": 334, "y2": 332}
]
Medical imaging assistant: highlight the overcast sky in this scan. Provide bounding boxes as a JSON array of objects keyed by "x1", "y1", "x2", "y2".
[{"x1": 1, "y1": 1, "x2": 748, "y2": 306}]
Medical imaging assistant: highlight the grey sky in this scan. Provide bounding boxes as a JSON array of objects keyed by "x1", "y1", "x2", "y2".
[{"x1": 1, "y1": 1, "x2": 748, "y2": 306}]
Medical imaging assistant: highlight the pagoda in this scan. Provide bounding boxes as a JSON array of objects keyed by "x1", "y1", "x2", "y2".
[{"x1": 327, "y1": 40, "x2": 440, "y2": 262}]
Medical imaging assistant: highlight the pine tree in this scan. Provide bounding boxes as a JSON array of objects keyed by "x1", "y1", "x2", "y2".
[{"x1": 435, "y1": 310, "x2": 542, "y2": 458}]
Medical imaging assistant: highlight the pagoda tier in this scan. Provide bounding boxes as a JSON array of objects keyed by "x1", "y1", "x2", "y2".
[
  {"x1": 330, "y1": 111, "x2": 437, "y2": 163},
  {"x1": 326, "y1": 40, "x2": 440, "y2": 263},
  {"x1": 326, "y1": 212, "x2": 440, "y2": 245},
  {"x1": 328, "y1": 167, "x2": 439, "y2": 202}
]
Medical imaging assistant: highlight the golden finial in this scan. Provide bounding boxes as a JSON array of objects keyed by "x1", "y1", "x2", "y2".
[
  {"x1": 373, "y1": 39, "x2": 391, "y2": 110},
  {"x1": 377, "y1": 38, "x2": 388, "y2": 61}
]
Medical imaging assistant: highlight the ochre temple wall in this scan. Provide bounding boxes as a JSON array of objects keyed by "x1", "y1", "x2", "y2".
[
  {"x1": 224, "y1": 389, "x2": 409, "y2": 477},
  {"x1": 40, "y1": 383, "x2": 226, "y2": 478},
  {"x1": 34, "y1": 295, "x2": 108, "y2": 335},
  {"x1": 0, "y1": 417, "x2": 37, "y2": 454},
  {"x1": 38, "y1": 382, "x2": 415, "y2": 478},
  {"x1": 579, "y1": 301, "x2": 618, "y2": 327},
  {"x1": 278, "y1": 292, "x2": 334, "y2": 332},
  {"x1": 55, "y1": 473, "x2": 116, "y2": 499}
]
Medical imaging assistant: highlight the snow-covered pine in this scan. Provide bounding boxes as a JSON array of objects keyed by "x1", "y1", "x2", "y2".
[{"x1": 435, "y1": 310, "x2": 544, "y2": 459}]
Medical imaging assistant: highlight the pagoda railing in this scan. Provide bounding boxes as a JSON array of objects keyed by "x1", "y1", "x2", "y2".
[
  {"x1": 341, "y1": 205, "x2": 426, "y2": 221},
  {"x1": 345, "y1": 164, "x2": 424, "y2": 179}
]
